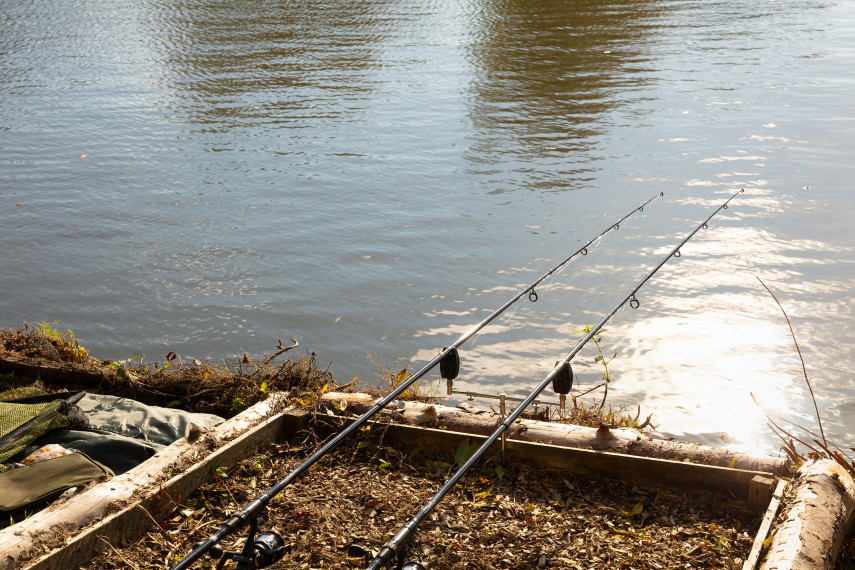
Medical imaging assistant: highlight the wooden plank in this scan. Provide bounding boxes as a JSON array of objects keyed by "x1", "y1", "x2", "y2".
[
  {"x1": 0, "y1": 395, "x2": 299, "y2": 570},
  {"x1": 743, "y1": 479, "x2": 787, "y2": 570},
  {"x1": 313, "y1": 415, "x2": 771, "y2": 502}
]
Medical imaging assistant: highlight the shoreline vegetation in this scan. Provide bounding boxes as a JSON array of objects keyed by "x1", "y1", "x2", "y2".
[
  {"x1": 0, "y1": 321, "x2": 653, "y2": 430},
  {"x1": 2, "y1": 322, "x2": 855, "y2": 569}
]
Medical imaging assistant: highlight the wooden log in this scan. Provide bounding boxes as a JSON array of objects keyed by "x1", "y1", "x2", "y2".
[
  {"x1": 0, "y1": 351, "x2": 118, "y2": 386},
  {"x1": 319, "y1": 392, "x2": 788, "y2": 475},
  {"x1": 759, "y1": 459, "x2": 855, "y2": 570},
  {"x1": 0, "y1": 394, "x2": 296, "y2": 570},
  {"x1": 314, "y1": 415, "x2": 775, "y2": 502}
]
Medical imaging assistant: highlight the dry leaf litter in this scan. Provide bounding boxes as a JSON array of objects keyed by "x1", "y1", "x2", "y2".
[{"x1": 83, "y1": 425, "x2": 755, "y2": 570}]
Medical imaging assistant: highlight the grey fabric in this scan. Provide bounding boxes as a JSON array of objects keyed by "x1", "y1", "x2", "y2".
[
  {"x1": 36, "y1": 394, "x2": 224, "y2": 474},
  {"x1": 75, "y1": 393, "x2": 224, "y2": 446}
]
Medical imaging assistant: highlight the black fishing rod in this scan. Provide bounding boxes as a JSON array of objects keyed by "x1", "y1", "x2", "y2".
[
  {"x1": 169, "y1": 192, "x2": 663, "y2": 570},
  {"x1": 367, "y1": 189, "x2": 745, "y2": 570}
]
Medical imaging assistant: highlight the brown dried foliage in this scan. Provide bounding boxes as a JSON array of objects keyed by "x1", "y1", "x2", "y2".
[
  {"x1": 84, "y1": 426, "x2": 756, "y2": 570},
  {"x1": 0, "y1": 326, "x2": 337, "y2": 418}
]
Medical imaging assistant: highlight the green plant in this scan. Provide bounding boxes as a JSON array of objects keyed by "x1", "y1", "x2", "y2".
[
  {"x1": 573, "y1": 326, "x2": 616, "y2": 409},
  {"x1": 103, "y1": 355, "x2": 144, "y2": 382},
  {"x1": 23, "y1": 320, "x2": 90, "y2": 363},
  {"x1": 29, "y1": 320, "x2": 75, "y2": 345},
  {"x1": 454, "y1": 438, "x2": 478, "y2": 468}
]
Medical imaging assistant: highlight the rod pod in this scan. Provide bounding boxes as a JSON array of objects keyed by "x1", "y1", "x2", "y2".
[
  {"x1": 366, "y1": 189, "x2": 745, "y2": 569},
  {"x1": 168, "y1": 192, "x2": 663, "y2": 570}
]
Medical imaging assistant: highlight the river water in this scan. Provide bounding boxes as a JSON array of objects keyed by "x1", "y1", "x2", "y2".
[{"x1": 2, "y1": 0, "x2": 854, "y2": 455}]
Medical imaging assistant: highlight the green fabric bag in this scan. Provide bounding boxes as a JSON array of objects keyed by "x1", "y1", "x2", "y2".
[
  {"x1": 0, "y1": 390, "x2": 87, "y2": 471},
  {"x1": 0, "y1": 451, "x2": 112, "y2": 519}
]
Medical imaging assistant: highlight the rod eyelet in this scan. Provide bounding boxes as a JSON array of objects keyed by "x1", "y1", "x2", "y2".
[
  {"x1": 674, "y1": 249, "x2": 681, "y2": 258},
  {"x1": 528, "y1": 289, "x2": 538, "y2": 302},
  {"x1": 581, "y1": 247, "x2": 588, "y2": 255},
  {"x1": 629, "y1": 295, "x2": 640, "y2": 309}
]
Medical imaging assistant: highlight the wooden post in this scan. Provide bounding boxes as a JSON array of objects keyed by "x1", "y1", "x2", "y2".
[{"x1": 749, "y1": 474, "x2": 775, "y2": 513}]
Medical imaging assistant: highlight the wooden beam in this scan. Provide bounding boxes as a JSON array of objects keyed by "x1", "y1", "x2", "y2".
[
  {"x1": 313, "y1": 415, "x2": 773, "y2": 502},
  {"x1": 744, "y1": 479, "x2": 787, "y2": 570},
  {"x1": 749, "y1": 475, "x2": 775, "y2": 514}
]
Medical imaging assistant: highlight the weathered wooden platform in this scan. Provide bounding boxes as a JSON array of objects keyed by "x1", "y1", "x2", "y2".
[{"x1": 2, "y1": 392, "x2": 852, "y2": 570}]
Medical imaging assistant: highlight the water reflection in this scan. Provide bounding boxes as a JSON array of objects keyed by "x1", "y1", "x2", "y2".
[
  {"x1": 422, "y1": 183, "x2": 855, "y2": 453},
  {"x1": 462, "y1": 0, "x2": 670, "y2": 192}
]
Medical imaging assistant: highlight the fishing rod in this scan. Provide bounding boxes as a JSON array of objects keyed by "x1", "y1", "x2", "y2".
[
  {"x1": 367, "y1": 189, "x2": 745, "y2": 570},
  {"x1": 169, "y1": 192, "x2": 663, "y2": 570}
]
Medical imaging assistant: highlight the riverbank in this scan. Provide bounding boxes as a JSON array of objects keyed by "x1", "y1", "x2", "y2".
[{"x1": 2, "y1": 323, "x2": 854, "y2": 569}]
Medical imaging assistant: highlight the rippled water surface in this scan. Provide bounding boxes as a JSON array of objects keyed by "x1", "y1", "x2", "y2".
[{"x1": 2, "y1": 0, "x2": 854, "y2": 454}]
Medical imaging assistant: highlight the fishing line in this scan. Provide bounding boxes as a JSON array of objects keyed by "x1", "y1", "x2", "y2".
[
  {"x1": 366, "y1": 189, "x2": 745, "y2": 570},
  {"x1": 168, "y1": 191, "x2": 664, "y2": 570},
  {"x1": 468, "y1": 300, "x2": 520, "y2": 349},
  {"x1": 472, "y1": 217, "x2": 628, "y2": 348}
]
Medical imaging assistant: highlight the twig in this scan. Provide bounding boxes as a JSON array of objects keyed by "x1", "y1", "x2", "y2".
[
  {"x1": 771, "y1": 414, "x2": 855, "y2": 464},
  {"x1": 766, "y1": 420, "x2": 816, "y2": 459},
  {"x1": 577, "y1": 382, "x2": 606, "y2": 397},
  {"x1": 756, "y1": 276, "x2": 827, "y2": 449},
  {"x1": 97, "y1": 536, "x2": 140, "y2": 570},
  {"x1": 135, "y1": 504, "x2": 171, "y2": 540},
  {"x1": 249, "y1": 338, "x2": 300, "y2": 380}
]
